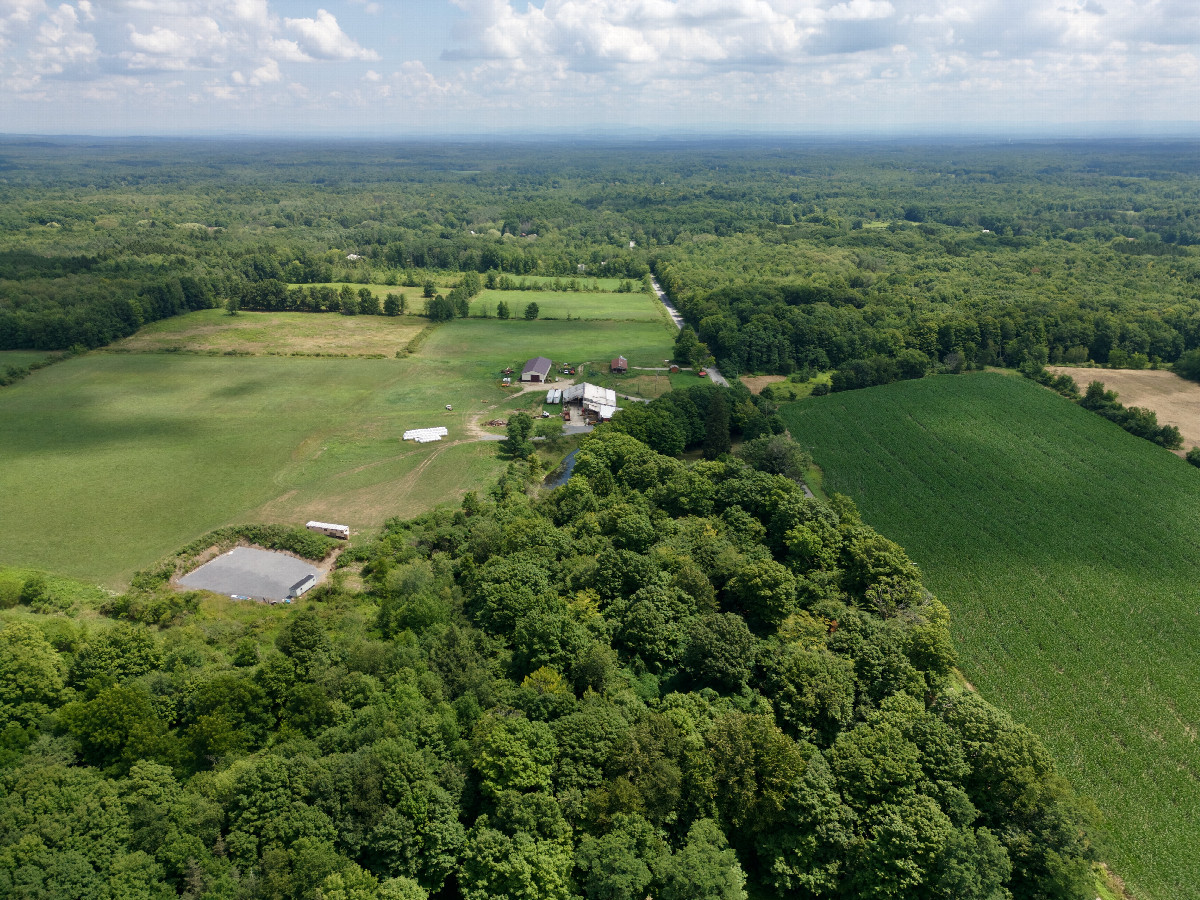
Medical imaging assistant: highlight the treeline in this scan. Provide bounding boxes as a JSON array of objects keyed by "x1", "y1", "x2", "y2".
[
  {"x1": 0, "y1": 430, "x2": 1098, "y2": 899},
  {"x1": 0, "y1": 271, "x2": 218, "y2": 350},
  {"x1": 234, "y1": 280, "x2": 407, "y2": 316},
  {"x1": 609, "y1": 381, "x2": 785, "y2": 458},
  {"x1": 7, "y1": 139, "x2": 1200, "y2": 359},
  {"x1": 655, "y1": 263, "x2": 1200, "y2": 379}
]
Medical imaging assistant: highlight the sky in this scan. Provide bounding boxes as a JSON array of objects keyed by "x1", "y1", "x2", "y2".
[{"x1": 1, "y1": 0, "x2": 1199, "y2": 136}]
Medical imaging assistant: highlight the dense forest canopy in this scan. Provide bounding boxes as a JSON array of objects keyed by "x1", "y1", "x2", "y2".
[
  {"x1": 2, "y1": 137, "x2": 1199, "y2": 370},
  {"x1": 0, "y1": 431, "x2": 1098, "y2": 900},
  {"x1": 2, "y1": 136, "x2": 1169, "y2": 899}
]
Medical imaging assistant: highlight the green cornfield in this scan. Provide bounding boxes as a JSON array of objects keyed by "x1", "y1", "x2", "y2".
[{"x1": 783, "y1": 373, "x2": 1200, "y2": 900}]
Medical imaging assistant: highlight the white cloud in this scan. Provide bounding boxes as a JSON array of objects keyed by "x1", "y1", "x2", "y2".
[
  {"x1": 1, "y1": 0, "x2": 1199, "y2": 133},
  {"x1": 250, "y1": 57, "x2": 279, "y2": 84},
  {"x1": 123, "y1": 16, "x2": 226, "y2": 70},
  {"x1": 826, "y1": 0, "x2": 894, "y2": 21},
  {"x1": 265, "y1": 36, "x2": 312, "y2": 62},
  {"x1": 31, "y1": 3, "x2": 98, "y2": 74},
  {"x1": 284, "y1": 9, "x2": 378, "y2": 60},
  {"x1": 127, "y1": 25, "x2": 189, "y2": 56}
]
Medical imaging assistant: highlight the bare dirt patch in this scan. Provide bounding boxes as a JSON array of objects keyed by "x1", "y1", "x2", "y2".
[
  {"x1": 741, "y1": 375, "x2": 787, "y2": 395},
  {"x1": 1048, "y1": 366, "x2": 1200, "y2": 453}
]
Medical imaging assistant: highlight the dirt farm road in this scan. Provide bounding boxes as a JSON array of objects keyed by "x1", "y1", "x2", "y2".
[{"x1": 650, "y1": 277, "x2": 730, "y2": 388}]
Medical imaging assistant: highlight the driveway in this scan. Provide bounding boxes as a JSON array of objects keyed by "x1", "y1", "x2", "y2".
[{"x1": 650, "y1": 277, "x2": 731, "y2": 388}]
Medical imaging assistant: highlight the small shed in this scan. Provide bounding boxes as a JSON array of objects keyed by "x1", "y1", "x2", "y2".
[
  {"x1": 522, "y1": 356, "x2": 553, "y2": 383},
  {"x1": 669, "y1": 364, "x2": 680, "y2": 374},
  {"x1": 289, "y1": 574, "x2": 316, "y2": 599},
  {"x1": 546, "y1": 389, "x2": 562, "y2": 405},
  {"x1": 610, "y1": 356, "x2": 628, "y2": 374}
]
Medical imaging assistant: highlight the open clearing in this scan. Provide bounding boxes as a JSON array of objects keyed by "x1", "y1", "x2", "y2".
[
  {"x1": 668, "y1": 371, "x2": 716, "y2": 390},
  {"x1": 611, "y1": 373, "x2": 673, "y2": 399},
  {"x1": 111, "y1": 309, "x2": 428, "y2": 357},
  {"x1": 1, "y1": 350, "x2": 55, "y2": 369},
  {"x1": 179, "y1": 546, "x2": 322, "y2": 601},
  {"x1": 420, "y1": 316, "x2": 676, "y2": 371},
  {"x1": 472, "y1": 289, "x2": 665, "y2": 321},
  {"x1": 0, "y1": 313, "x2": 674, "y2": 586},
  {"x1": 1048, "y1": 366, "x2": 1200, "y2": 453},
  {"x1": 740, "y1": 374, "x2": 787, "y2": 394},
  {"x1": 783, "y1": 374, "x2": 1200, "y2": 900}
]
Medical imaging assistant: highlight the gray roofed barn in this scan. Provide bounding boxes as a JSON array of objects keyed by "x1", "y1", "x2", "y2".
[{"x1": 521, "y1": 356, "x2": 553, "y2": 382}]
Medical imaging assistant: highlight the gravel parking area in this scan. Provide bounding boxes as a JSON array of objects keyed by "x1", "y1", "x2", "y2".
[{"x1": 179, "y1": 546, "x2": 322, "y2": 601}]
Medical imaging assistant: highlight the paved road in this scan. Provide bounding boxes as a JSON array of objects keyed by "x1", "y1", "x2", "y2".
[
  {"x1": 180, "y1": 547, "x2": 321, "y2": 602},
  {"x1": 650, "y1": 277, "x2": 731, "y2": 388}
]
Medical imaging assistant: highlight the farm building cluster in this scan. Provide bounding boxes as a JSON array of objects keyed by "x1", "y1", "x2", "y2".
[
  {"x1": 547, "y1": 381, "x2": 619, "y2": 423},
  {"x1": 518, "y1": 356, "x2": 622, "y2": 422}
]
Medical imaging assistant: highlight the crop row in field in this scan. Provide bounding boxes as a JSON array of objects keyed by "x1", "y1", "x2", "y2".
[{"x1": 782, "y1": 373, "x2": 1200, "y2": 900}]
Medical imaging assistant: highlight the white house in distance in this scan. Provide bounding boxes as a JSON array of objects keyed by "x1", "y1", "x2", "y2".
[{"x1": 521, "y1": 357, "x2": 553, "y2": 383}]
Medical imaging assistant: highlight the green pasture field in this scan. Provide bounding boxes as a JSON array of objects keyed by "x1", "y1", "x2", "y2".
[
  {"x1": 0, "y1": 314, "x2": 675, "y2": 587},
  {"x1": 472, "y1": 289, "x2": 663, "y2": 321},
  {"x1": 668, "y1": 370, "x2": 714, "y2": 390},
  {"x1": 420, "y1": 316, "x2": 676, "y2": 372},
  {"x1": 782, "y1": 373, "x2": 1200, "y2": 900},
  {"x1": 111, "y1": 309, "x2": 428, "y2": 357},
  {"x1": 0, "y1": 354, "x2": 447, "y2": 586},
  {"x1": 0, "y1": 350, "x2": 55, "y2": 369}
]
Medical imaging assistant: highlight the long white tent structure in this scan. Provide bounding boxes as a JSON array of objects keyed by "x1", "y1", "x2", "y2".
[
  {"x1": 562, "y1": 382, "x2": 617, "y2": 412},
  {"x1": 403, "y1": 426, "x2": 449, "y2": 443}
]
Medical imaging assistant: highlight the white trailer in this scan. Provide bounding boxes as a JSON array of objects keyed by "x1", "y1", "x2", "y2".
[
  {"x1": 306, "y1": 521, "x2": 350, "y2": 540},
  {"x1": 288, "y1": 574, "x2": 317, "y2": 598}
]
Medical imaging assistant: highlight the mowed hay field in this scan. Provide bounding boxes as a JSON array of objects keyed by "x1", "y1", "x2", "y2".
[
  {"x1": 0, "y1": 311, "x2": 675, "y2": 586},
  {"x1": 783, "y1": 374, "x2": 1200, "y2": 900},
  {"x1": 472, "y1": 289, "x2": 666, "y2": 321},
  {"x1": 419, "y1": 316, "x2": 677, "y2": 371},
  {"x1": 112, "y1": 309, "x2": 428, "y2": 357},
  {"x1": 1, "y1": 350, "x2": 56, "y2": 368},
  {"x1": 1048, "y1": 366, "x2": 1200, "y2": 454}
]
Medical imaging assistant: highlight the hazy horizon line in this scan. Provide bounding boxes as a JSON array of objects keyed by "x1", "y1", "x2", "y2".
[{"x1": 4, "y1": 122, "x2": 1200, "y2": 145}]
